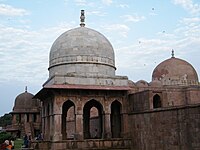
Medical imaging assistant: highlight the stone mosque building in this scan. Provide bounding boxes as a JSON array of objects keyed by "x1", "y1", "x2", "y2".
[{"x1": 9, "y1": 10, "x2": 200, "y2": 150}]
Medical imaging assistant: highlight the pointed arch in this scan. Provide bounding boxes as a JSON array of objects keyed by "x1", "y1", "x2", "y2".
[
  {"x1": 153, "y1": 94, "x2": 162, "y2": 108},
  {"x1": 111, "y1": 100, "x2": 122, "y2": 138},
  {"x1": 83, "y1": 99, "x2": 103, "y2": 139},
  {"x1": 62, "y1": 100, "x2": 75, "y2": 140}
]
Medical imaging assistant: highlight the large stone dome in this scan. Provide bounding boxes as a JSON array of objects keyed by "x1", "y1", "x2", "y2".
[
  {"x1": 13, "y1": 91, "x2": 40, "y2": 112},
  {"x1": 152, "y1": 56, "x2": 198, "y2": 85},
  {"x1": 49, "y1": 26, "x2": 116, "y2": 78}
]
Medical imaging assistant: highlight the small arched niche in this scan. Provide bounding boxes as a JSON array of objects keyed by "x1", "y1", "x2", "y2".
[{"x1": 153, "y1": 94, "x2": 162, "y2": 108}]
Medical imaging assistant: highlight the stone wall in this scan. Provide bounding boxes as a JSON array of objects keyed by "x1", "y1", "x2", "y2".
[{"x1": 129, "y1": 104, "x2": 200, "y2": 150}]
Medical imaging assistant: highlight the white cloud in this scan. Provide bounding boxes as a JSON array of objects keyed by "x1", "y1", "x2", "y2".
[
  {"x1": 117, "y1": 4, "x2": 129, "y2": 8},
  {"x1": 102, "y1": 0, "x2": 112, "y2": 5},
  {"x1": 0, "y1": 23, "x2": 75, "y2": 84},
  {"x1": 181, "y1": 17, "x2": 200, "y2": 23},
  {"x1": 173, "y1": 0, "x2": 200, "y2": 15},
  {"x1": 87, "y1": 10, "x2": 107, "y2": 16},
  {"x1": 101, "y1": 24, "x2": 130, "y2": 37},
  {"x1": 74, "y1": 0, "x2": 87, "y2": 6},
  {"x1": 0, "y1": 4, "x2": 29, "y2": 16},
  {"x1": 114, "y1": 13, "x2": 200, "y2": 81},
  {"x1": 121, "y1": 14, "x2": 145, "y2": 22}
]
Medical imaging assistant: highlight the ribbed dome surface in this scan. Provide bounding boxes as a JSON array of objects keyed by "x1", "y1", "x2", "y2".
[
  {"x1": 49, "y1": 27, "x2": 116, "y2": 78},
  {"x1": 13, "y1": 91, "x2": 40, "y2": 112},
  {"x1": 152, "y1": 57, "x2": 198, "y2": 84}
]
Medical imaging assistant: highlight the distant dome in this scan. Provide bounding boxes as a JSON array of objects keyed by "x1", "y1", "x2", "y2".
[
  {"x1": 152, "y1": 56, "x2": 198, "y2": 85},
  {"x1": 13, "y1": 91, "x2": 40, "y2": 112},
  {"x1": 49, "y1": 27, "x2": 116, "y2": 78},
  {"x1": 149, "y1": 80, "x2": 162, "y2": 87},
  {"x1": 136, "y1": 80, "x2": 149, "y2": 87},
  {"x1": 128, "y1": 80, "x2": 136, "y2": 87}
]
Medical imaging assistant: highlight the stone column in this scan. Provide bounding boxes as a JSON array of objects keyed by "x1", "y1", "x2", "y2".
[
  {"x1": 12, "y1": 114, "x2": 17, "y2": 124},
  {"x1": 21, "y1": 114, "x2": 25, "y2": 123},
  {"x1": 50, "y1": 115, "x2": 53, "y2": 139},
  {"x1": 121, "y1": 113, "x2": 129, "y2": 138},
  {"x1": 29, "y1": 114, "x2": 33, "y2": 122},
  {"x1": 52, "y1": 114, "x2": 62, "y2": 141},
  {"x1": 43, "y1": 117, "x2": 47, "y2": 139},
  {"x1": 104, "y1": 112, "x2": 111, "y2": 138},
  {"x1": 75, "y1": 113, "x2": 83, "y2": 140},
  {"x1": 41, "y1": 117, "x2": 45, "y2": 139},
  {"x1": 36, "y1": 114, "x2": 40, "y2": 123}
]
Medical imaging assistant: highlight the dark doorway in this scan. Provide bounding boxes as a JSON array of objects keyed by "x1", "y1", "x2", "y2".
[
  {"x1": 62, "y1": 100, "x2": 75, "y2": 140},
  {"x1": 153, "y1": 94, "x2": 161, "y2": 108},
  {"x1": 83, "y1": 99, "x2": 103, "y2": 139},
  {"x1": 111, "y1": 100, "x2": 122, "y2": 138}
]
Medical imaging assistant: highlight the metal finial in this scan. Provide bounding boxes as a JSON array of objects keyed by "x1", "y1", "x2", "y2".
[
  {"x1": 25, "y1": 86, "x2": 27, "y2": 92},
  {"x1": 80, "y1": 10, "x2": 85, "y2": 27},
  {"x1": 171, "y1": 49, "x2": 175, "y2": 58}
]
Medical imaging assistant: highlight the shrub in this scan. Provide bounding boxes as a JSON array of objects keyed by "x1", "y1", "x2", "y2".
[{"x1": 0, "y1": 132, "x2": 13, "y2": 144}]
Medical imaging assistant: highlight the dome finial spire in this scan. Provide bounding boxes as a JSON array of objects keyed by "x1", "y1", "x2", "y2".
[
  {"x1": 25, "y1": 86, "x2": 27, "y2": 92},
  {"x1": 171, "y1": 49, "x2": 175, "y2": 58},
  {"x1": 80, "y1": 10, "x2": 85, "y2": 27}
]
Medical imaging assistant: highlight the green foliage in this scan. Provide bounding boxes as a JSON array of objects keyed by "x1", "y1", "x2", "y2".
[
  {"x1": 0, "y1": 113, "x2": 12, "y2": 127},
  {"x1": 0, "y1": 132, "x2": 13, "y2": 144},
  {"x1": 14, "y1": 138, "x2": 23, "y2": 149}
]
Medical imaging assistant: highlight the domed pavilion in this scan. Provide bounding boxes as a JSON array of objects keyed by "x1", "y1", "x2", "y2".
[
  {"x1": 35, "y1": 10, "x2": 130, "y2": 149},
  {"x1": 8, "y1": 87, "x2": 41, "y2": 138}
]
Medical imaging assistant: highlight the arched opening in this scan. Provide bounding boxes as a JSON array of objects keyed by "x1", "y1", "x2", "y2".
[
  {"x1": 83, "y1": 99, "x2": 103, "y2": 139},
  {"x1": 62, "y1": 100, "x2": 75, "y2": 140},
  {"x1": 26, "y1": 113, "x2": 29, "y2": 122},
  {"x1": 153, "y1": 94, "x2": 162, "y2": 108},
  {"x1": 111, "y1": 100, "x2": 122, "y2": 138}
]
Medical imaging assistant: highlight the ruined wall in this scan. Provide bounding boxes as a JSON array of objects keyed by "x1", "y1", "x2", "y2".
[{"x1": 129, "y1": 105, "x2": 200, "y2": 150}]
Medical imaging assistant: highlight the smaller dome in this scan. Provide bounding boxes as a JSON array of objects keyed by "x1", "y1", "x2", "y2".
[
  {"x1": 136, "y1": 80, "x2": 149, "y2": 87},
  {"x1": 149, "y1": 80, "x2": 162, "y2": 87},
  {"x1": 152, "y1": 56, "x2": 198, "y2": 85},
  {"x1": 13, "y1": 90, "x2": 40, "y2": 112},
  {"x1": 128, "y1": 80, "x2": 136, "y2": 87}
]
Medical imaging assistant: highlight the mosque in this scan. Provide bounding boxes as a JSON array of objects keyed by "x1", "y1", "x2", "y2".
[{"x1": 7, "y1": 10, "x2": 200, "y2": 150}]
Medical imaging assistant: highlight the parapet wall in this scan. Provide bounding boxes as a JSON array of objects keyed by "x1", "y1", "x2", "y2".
[{"x1": 129, "y1": 104, "x2": 200, "y2": 150}]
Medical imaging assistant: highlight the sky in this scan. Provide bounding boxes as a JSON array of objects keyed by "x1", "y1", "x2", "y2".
[{"x1": 0, "y1": 0, "x2": 200, "y2": 116}]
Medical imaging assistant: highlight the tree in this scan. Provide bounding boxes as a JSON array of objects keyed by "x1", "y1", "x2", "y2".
[
  {"x1": 0, "y1": 114, "x2": 12, "y2": 127},
  {"x1": 0, "y1": 132, "x2": 13, "y2": 144}
]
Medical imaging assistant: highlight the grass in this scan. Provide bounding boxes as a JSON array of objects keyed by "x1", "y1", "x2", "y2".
[{"x1": 14, "y1": 138, "x2": 23, "y2": 149}]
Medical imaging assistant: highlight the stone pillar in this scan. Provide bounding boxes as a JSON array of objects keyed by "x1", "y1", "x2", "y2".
[
  {"x1": 104, "y1": 112, "x2": 111, "y2": 138},
  {"x1": 12, "y1": 114, "x2": 17, "y2": 124},
  {"x1": 52, "y1": 114, "x2": 62, "y2": 141},
  {"x1": 50, "y1": 115, "x2": 54, "y2": 139},
  {"x1": 29, "y1": 114, "x2": 33, "y2": 122},
  {"x1": 36, "y1": 114, "x2": 40, "y2": 123},
  {"x1": 121, "y1": 113, "x2": 129, "y2": 138},
  {"x1": 21, "y1": 114, "x2": 25, "y2": 123},
  {"x1": 75, "y1": 114, "x2": 83, "y2": 140},
  {"x1": 42, "y1": 117, "x2": 45, "y2": 139},
  {"x1": 44, "y1": 117, "x2": 47, "y2": 139}
]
